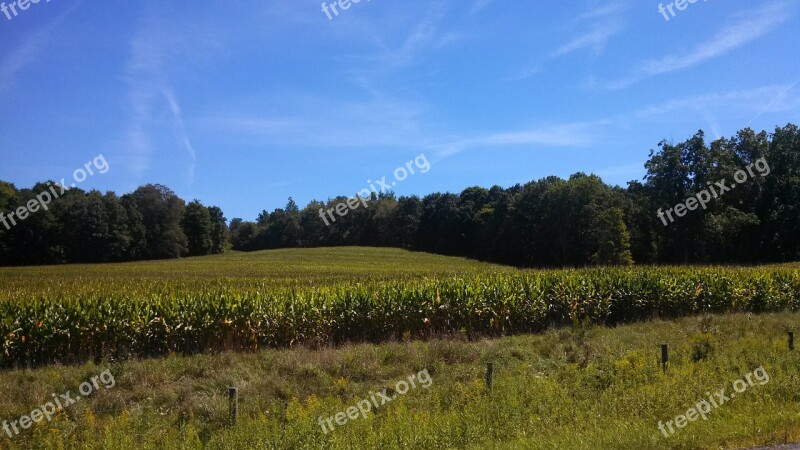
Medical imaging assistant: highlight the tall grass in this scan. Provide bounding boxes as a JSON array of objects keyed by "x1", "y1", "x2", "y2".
[{"x1": 1, "y1": 312, "x2": 799, "y2": 449}]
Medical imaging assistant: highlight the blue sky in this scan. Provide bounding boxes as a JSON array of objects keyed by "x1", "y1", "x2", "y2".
[{"x1": 1, "y1": 0, "x2": 798, "y2": 221}]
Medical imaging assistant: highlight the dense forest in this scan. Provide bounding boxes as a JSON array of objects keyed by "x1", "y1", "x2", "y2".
[
  {"x1": 1, "y1": 124, "x2": 799, "y2": 267},
  {"x1": 0, "y1": 184, "x2": 227, "y2": 265}
]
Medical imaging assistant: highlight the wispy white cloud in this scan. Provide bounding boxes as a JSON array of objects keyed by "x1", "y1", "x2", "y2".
[
  {"x1": 360, "y1": 1, "x2": 456, "y2": 70},
  {"x1": 162, "y1": 88, "x2": 197, "y2": 184},
  {"x1": 0, "y1": 3, "x2": 79, "y2": 93},
  {"x1": 119, "y1": 13, "x2": 215, "y2": 184},
  {"x1": 120, "y1": 25, "x2": 166, "y2": 179},
  {"x1": 437, "y1": 82, "x2": 800, "y2": 161},
  {"x1": 604, "y1": 2, "x2": 791, "y2": 89},
  {"x1": 552, "y1": 22, "x2": 623, "y2": 57},
  {"x1": 513, "y1": 2, "x2": 625, "y2": 81},
  {"x1": 573, "y1": 3, "x2": 624, "y2": 22},
  {"x1": 554, "y1": 2, "x2": 625, "y2": 57},
  {"x1": 188, "y1": 78, "x2": 800, "y2": 186},
  {"x1": 382, "y1": 9, "x2": 445, "y2": 67},
  {"x1": 0, "y1": 35, "x2": 47, "y2": 93},
  {"x1": 430, "y1": 121, "x2": 603, "y2": 159},
  {"x1": 633, "y1": 84, "x2": 800, "y2": 120},
  {"x1": 196, "y1": 91, "x2": 433, "y2": 149},
  {"x1": 747, "y1": 80, "x2": 799, "y2": 127}
]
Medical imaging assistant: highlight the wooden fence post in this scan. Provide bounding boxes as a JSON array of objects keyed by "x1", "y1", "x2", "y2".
[
  {"x1": 228, "y1": 386, "x2": 238, "y2": 426},
  {"x1": 661, "y1": 344, "x2": 668, "y2": 372},
  {"x1": 789, "y1": 331, "x2": 794, "y2": 351}
]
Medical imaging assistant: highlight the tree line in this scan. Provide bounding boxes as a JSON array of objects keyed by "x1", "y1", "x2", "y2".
[
  {"x1": 229, "y1": 124, "x2": 800, "y2": 266},
  {"x1": 0, "y1": 184, "x2": 227, "y2": 265},
  {"x1": 1, "y1": 124, "x2": 798, "y2": 267}
]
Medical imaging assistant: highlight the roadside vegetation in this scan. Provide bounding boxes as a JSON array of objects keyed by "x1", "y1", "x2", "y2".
[{"x1": 1, "y1": 312, "x2": 798, "y2": 449}]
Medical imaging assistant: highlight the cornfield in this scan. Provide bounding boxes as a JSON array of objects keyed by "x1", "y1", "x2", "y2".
[{"x1": 2, "y1": 263, "x2": 799, "y2": 368}]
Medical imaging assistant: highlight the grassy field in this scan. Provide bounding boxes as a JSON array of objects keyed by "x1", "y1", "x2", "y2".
[
  {"x1": 0, "y1": 312, "x2": 799, "y2": 449},
  {"x1": 0, "y1": 247, "x2": 510, "y2": 286},
  {"x1": 1, "y1": 248, "x2": 799, "y2": 448}
]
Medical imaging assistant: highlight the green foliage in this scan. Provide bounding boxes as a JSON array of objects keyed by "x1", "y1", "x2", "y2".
[
  {"x1": 0, "y1": 181, "x2": 14, "y2": 211},
  {"x1": 588, "y1": 206, "x2": 634, "y2": 266},
  {"x1": 0, "y1": 181, "x2": 227, "y2": 264},
  {"x1": 128, "y1": 184, "x2": 188, "y2": 260},
  {"x1": 207, "y1": 206, "x2": 228, "y2": 253},
  {"x1": 1, "y1": 312, "x2": 799, "y2": 449},
  {"x1": 182, "y1": 200, "x2": 213, "y2": 256},
  {"x1": 0, "y1": 248, "x2": 798, "y2": 367},
  {"x1": 689, "y1": 333, "x2": 716, "y2": 362}
]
